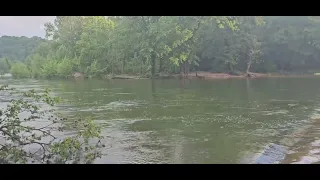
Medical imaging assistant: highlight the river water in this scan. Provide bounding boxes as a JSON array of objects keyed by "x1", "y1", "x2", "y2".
[{"x1": 1, "y1": 78, "x2": 320, "y2": 164}]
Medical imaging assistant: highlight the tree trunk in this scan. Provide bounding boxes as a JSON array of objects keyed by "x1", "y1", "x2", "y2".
[
  {"x1": 180, "y1": 63, "x2": 184, "y2": 78},
  {"x1": 246, "y1": 48, "x2": 252, "y2": 76},
  {"x1": 140, "y1": 63, "x2": 143, "y2": 74},
  {"x1": 111, "y1": 63, "x2": 114, "y2": 75},
  {"x1": 159, "y1": 58, "x2": 163, "y2": 74},
  {"x1": 246, "y1": 62, "x2": 251, "y2": 73},
  {"x1": 246, "y1": 60, "x2": 252, "y2": 77},
  {"x1": 151, "y1": 52, "x2": 156, "y2": 77},
  {"x1": 229, "y1": 63, "x2": 234, "y2": 72},
  {"x1": 122, "y1": 58, "x2": 125, "y2": 74},
  {"x1": 186, "y1": 62, "x2": 189, "y2": 77},
  {"x1": 183, "y1": 62, "x2": 187, "y2": 78}
]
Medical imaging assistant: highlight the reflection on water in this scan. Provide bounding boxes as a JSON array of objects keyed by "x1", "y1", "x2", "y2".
[{"x1": 2, "y1": 78, "x2": 320, "y2": 163}]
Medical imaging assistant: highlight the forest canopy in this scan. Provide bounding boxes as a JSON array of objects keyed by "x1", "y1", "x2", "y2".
[
  {"x1": 2, "y1": 16, "x2": 320, "y2": 78},
  {"x1": 0, "y1": 36, "x2": 45, "y2": 75},
  {"x1": 0, "y1": 36, "x2": 45, "y2": 61}
]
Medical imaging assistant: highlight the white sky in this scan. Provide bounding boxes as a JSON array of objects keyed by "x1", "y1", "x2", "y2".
[{"x1": 0, "y1": 16, "x2": 56, "y2": 38}]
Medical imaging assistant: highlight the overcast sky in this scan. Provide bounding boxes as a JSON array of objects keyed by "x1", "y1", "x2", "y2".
[{"x1": 0, "y1": 16, "x2": 55, "y2": 38}]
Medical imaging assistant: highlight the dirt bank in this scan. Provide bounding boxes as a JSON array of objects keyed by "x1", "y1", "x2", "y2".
[
  {"x1": 76, "y1": 72, "x2": 318, "y2": 80},
  {"x1": 183, "y1": 72, "x2": 318, "y2": 79}
]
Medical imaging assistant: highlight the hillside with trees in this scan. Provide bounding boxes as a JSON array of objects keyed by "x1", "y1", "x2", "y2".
[
  {"x1": 6, "y1": 16, "x2": 320, "y2": 78},
  {"x1": 0, "y1": 36, "x2": 45, "y2": 61},
  {"x1": 0, "y1": 36, "x2": 45, "y2": 74}
]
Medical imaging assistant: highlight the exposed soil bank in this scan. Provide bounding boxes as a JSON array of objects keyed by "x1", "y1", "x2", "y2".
[
  {"x1": 172, "y1": 71, "x2": 319, "y2": 80},
  {"x1": 106, "y1": 72, "x2": 319, "y2": 80},
  {"x1": 109, "y1": 75, "x2": 146, "y2": 79},
  {"x1": 11, "y1": 72, "x2": 319, "y2": 80}
]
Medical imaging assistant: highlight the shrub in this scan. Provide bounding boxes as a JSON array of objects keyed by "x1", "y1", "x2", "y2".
[
  {"x1": 10, "y1": 63, "x2": 31, "y2": 78},
  {"x1": 57, "y1": 58, "x2": 73, "y2": 78},
  {"x1": 26, "y1": 53, "x2": 45, "y2": 78},
  {"x1": 41, "y1": 60, "x2": 59, "y2": 79}
]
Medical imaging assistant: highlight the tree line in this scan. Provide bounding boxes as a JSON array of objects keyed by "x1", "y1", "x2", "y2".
[
  {"x1": 2, "y1": 16, "x2": 320, "y2": 78},
  {"x1": 0, "y1": 36, "x2": 44, "y2": 75}
]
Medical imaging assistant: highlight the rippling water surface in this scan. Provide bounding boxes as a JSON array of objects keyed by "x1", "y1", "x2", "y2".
[{"x1": 2, "y1": 78, "x2": 320, "y2": 164}]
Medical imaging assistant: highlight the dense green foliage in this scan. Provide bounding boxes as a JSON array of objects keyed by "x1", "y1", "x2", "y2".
[
  {"x1": 0, "y1": 36, "x2": 45, "y2": 62},
  {"x1": 0, "y1": 58, "x2": 10, "y2": 74},
  {"x1": 5, "y1": 16, "x2": 320, "y2": 78},
  {"x1": 0, "y1": 85, "x2": 103, "y2": 164},
  {"x1": 10, "y1": 63, "x2": 30, "y2": 78},
  {"x1": 0, "y1": 36, "x2": 44, "y2": 75}
]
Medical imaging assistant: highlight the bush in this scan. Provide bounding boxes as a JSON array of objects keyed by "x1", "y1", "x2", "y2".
[
  {"x1": 0, "y1": 85, "x2": 104, "y2": 164},
  {"x1": 0, "y1": 58, "x2": 10, "y2": 75},
  {"x1": 26, "y1": 53, "x2": 45, "y2": 78},
  {"x1": 57, "y1": 58, "x2": 73, "y2": 78},
  {"x1": 29, "y1": 57, "x2": 79, "y2": 78},
  {"x1": 10, "y1": 63, "x2": 31, "y2": 78},
  {"x1": 41, "y1": 60, "x2": 59, "y2": 79}
]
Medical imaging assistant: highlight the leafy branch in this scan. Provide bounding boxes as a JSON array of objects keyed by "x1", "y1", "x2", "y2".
[{"x1": 0, "y1": 85, "x2": 104, "y2": 164}]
